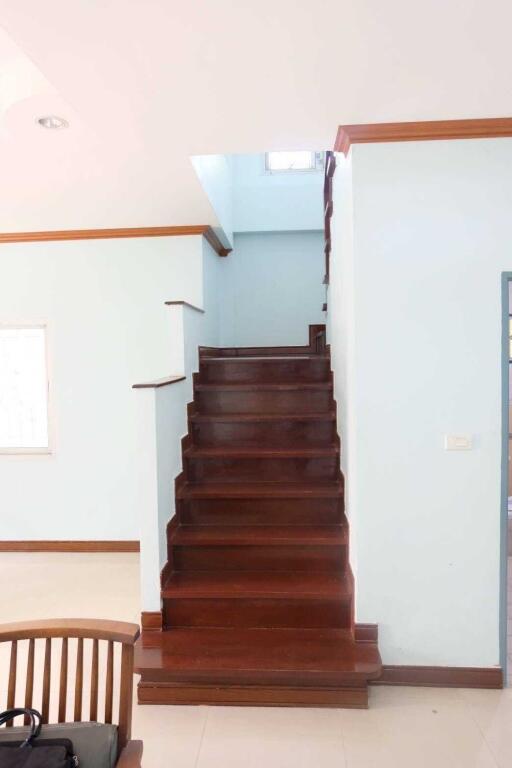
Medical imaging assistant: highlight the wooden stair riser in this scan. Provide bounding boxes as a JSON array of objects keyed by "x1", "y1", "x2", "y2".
[
  {"x1": 137, "y1": 681, "x2": 369, "y2": 708},
  {"x1": 163, "y1": 597, "x2": 352, "y2": 629},
  {"x1": 185, "y1": 455, "x2": 339, "y2": 482},
  {"x1": 191, "y1": 418, "x2": 336, "y2": 447},
  {"x1": 198, "y1": 327, "x2": 327, "y2": 360},
  {"x1": 199, "y1": 358, "x2": 330, "y2": 385},
  {"x1": 196, "y1": 389, "x2": 333, "y2": 415},
  {"x1": 178, "y1": 497, "x2": 344, "y2": 526},
  {"x1": 170, "y1": 544, "x2": 347, "y2": 572},
  {"x1": 137, "y1": 665, "x2": 363, "y2": 687}
]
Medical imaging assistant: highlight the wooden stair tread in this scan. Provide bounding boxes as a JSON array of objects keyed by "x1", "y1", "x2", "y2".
[
  {"x1": 194, "y1": 382, "x2": 333, "y2": 392},
  {"x1": 171, "y1": 525, "x2": 347, "y2": 546},
  {"x1": 190, "y1": 411, "x2": 336, "y2": 422},
  {"x1": 162, "y1": 570, "x2": 351, "y2": 599},
  {"x1": 184, "y1": 445, "x2": 339, "y2": 458},
  {"x1": 177, "y1": 481, "x2": 343, "y2": 499},
  {"x1": 135, "y1": 628, "x2": 381, "y2": 681}
]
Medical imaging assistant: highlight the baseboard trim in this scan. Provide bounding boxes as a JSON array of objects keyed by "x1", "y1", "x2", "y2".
[
  {"x1": 375, "y1": 664, "x2": 503, "y2": 689},
  {"x1": 141, "y1": 611, "x2": 163, "y2": 631},
  {"x1": 353, "y1": 625, "x2": 502, "y2": 689},
  {"x1": 0, "y1": 540, "x2": 140, "y2": 553},
  {"x1": 354, "y1": 623, "x2": 378, "y2": 643}
]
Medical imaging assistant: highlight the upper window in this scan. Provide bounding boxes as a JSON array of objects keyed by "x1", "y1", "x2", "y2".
[
  {"x1": 265, "y1": 151, "x2": 324, "y2": 173},
  {"x1": 0, "y1": 327, "x2": 49, "y2": 451}
]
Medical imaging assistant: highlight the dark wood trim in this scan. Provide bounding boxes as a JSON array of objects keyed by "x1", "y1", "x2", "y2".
[
  {"x1": 335, "y1": 117, "x2": 512, "y2": 156},
  {"x1": 354, "y1": 623, "x2": 378, "y2": 643},
  {"x1": 164, "y1": 301, "x2": 205, "y2": 313},
  {"x1": 375, "y1": 664, "x2": 503, "y2": 689},
  {"x1": 138, "y1": 681, "x2": 369, "y2": 708},
  {"x1": 202, "y1": 227, "x2": 232, "y2": 257},
  {"x1": 0, "y1": 540, "x2": 140, "y2": 552},
  {"x1": 132, "y1": 375, "x2": 186, "y2": 390},
  {"x1": 141, "y1": 612, "x2": 163, "y2": 632},
  {"x1": 0, "y1": 224, "x2": 231, "y2": 258},
  {"x1": 353, "y1": 625, "x2": 502, "y2": 690},
  {"x1": 323, "y1": 150, "x2": 336, "y2": 288},
  {"x1": 160, "y1": 560, "x2": 172, "y2": 590}
]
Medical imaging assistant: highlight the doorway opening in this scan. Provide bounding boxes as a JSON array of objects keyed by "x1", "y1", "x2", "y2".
[{"x1": 501, "y1": 273, "x2": 512, "y2": 685}]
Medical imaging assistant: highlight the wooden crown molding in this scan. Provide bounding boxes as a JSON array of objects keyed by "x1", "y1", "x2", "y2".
[
  {"x1": 335, "y1": 117, "x2": 512, "y2": 156},
  {"x1": 0, "y1": 224, "x2": 232, "y2": 257},
  {"x1": 0, "y1": 540, "x2": 140, "y2": 553}
]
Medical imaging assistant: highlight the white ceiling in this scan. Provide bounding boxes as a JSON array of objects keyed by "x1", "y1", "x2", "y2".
[{"x1": 0, "y1": 0, "x2": 511, "y2": 231}]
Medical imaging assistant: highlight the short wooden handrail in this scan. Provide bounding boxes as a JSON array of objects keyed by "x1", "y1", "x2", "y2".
[{"x1": 132, "y1": 375, "x2": 186, "y2": 389}]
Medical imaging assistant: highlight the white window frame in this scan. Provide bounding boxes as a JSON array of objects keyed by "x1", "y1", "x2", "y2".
[
  {"x1": 0, "y1": 323, "x2": 53, "y2": 455},
  {"x1": 264, "y1": 151, "x2": 325, "y2": 174}
]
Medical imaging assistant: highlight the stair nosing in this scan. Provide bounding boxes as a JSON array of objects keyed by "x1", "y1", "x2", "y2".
[
  {"x1": 183, "y1": 445, "x2": 339, "y2": 459},
  {"x1": 190, "y1": 411, "x2": 336, "y2": 423}
]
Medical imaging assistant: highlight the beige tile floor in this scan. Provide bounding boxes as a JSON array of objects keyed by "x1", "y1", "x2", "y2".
[{"x1": 0, "y1": 551, "x2": 511, "y2": 768}]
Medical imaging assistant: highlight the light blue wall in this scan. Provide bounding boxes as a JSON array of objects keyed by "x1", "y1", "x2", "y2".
[
  {"x1": 191, "y1": 154, "x2": 234, "y2": 247},
  {"x1": 191, "y1": 152, "x2": 326, "y2": 347},
  {"x1": 219, "y1": 231, "x2": 325, "y2": 347},
  {"x1": 232, "y1": 154, "x2": 324, "y2": 233}
]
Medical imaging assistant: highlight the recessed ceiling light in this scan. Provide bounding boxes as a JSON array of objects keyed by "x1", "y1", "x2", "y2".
[{"x1": 37, "y1": 115, "x2": 69, "y2": 130}]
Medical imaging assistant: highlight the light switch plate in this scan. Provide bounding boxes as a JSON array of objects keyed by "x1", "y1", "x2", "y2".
[{"x1": 444, "y1": 434, "x2": 473, "y2": 451}]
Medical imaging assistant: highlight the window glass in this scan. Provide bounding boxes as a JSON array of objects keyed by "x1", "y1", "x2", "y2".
[
  {"x1": 0, "y1": 327, "x2": 49, "y2": 449},
  {"x1": 265, "y1": 151, "x2": 317, "y2": 171}
]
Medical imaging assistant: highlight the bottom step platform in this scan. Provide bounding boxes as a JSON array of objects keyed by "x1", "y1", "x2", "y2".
[{"x1": 134, "y1": 627, "x2": 382, "y2": 708}]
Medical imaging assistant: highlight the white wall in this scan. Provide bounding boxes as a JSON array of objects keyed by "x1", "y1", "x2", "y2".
[
  {"x1": 220, "y1": 231, "x2": 325, "y2": 347},
  {"x1": 136, "y1": 241, "x2": 222, "y2": 609},
  {"x1": 329, "y1": 138, "x2": 512, "y2": 667},
  {"x1": 0, "y1": 234, "x2": 206, "y2": 541},
  {"x1": 232, "y1": 154, "x2": 324, "y2": 233}
]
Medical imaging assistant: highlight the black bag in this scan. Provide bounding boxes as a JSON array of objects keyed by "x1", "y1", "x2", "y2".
[{"x1": 0, "y1": 709, "x2": 78, "y2": 767}]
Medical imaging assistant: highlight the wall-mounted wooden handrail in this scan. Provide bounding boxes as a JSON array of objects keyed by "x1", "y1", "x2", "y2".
[{"x1": 0, "y1": 225, "x2": 231, "y2": 257}]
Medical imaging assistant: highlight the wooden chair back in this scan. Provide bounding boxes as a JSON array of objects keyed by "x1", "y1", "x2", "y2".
[{"x1": 0, "y1": 619, "x2": 139, "y2": 755}]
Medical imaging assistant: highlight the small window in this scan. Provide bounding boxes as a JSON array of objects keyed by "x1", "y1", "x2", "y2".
[
  {"x1": 0, "y1": 327, "x2": 49, "y2": 451},
  {"x1": 265, "y1": 151, "x2": 324, "y2": 173}
]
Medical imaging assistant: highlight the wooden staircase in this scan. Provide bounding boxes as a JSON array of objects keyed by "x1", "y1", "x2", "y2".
[{"x1": 135, "y1": 325, "x2": 381, "y2": 707}]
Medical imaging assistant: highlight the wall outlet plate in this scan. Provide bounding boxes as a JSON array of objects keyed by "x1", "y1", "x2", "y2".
[{"x1": 444, "y1": 434, "x2": 473, "y2": 451}]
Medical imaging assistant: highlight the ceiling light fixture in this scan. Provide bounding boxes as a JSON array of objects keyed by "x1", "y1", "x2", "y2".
[{"x1": 37, "y1": 115, "x2": 69, "y2": 130}]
